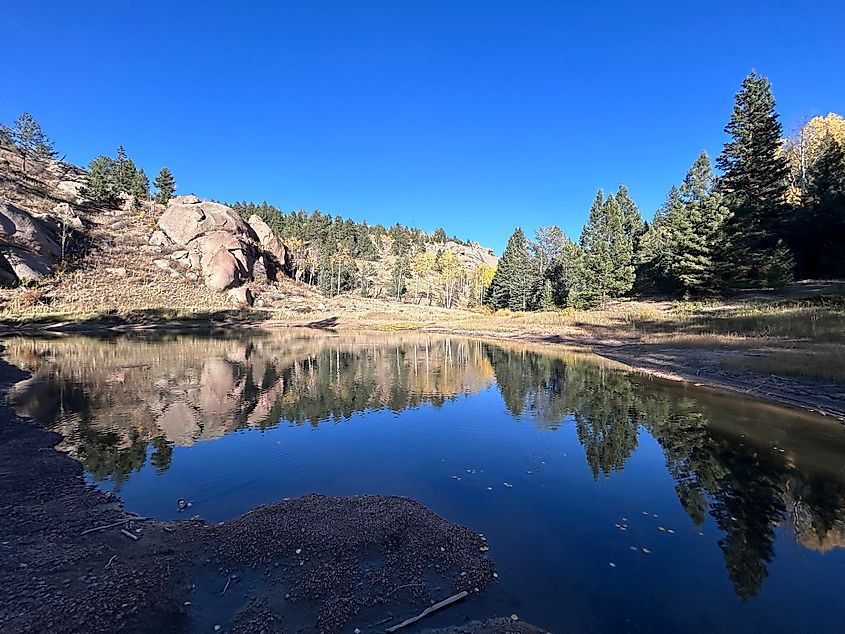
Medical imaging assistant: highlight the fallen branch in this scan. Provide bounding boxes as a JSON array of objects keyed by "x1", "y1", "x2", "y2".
[
  {"x1": 221, "y1": 576, "x2": 232, "y2": 595},
  {"x1": 120, "y1": 528, "x2": 139, "y2": 541},
  {"x1": 385, "y1": 590, "x2": 468, "y2": 632},
  {"x1": 104, "y1": 554, "x2": 118, "y2": 569},
  {"x1": 80, "y1": 517, "x2": 150, "y2": 536}
]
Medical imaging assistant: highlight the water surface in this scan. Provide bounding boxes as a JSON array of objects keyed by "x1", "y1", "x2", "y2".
[{"x1": 5, "y1": 331, "x2": 845, "y2": 632}]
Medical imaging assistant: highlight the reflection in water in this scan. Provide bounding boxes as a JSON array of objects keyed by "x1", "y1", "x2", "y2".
[{"x1": 5, "y1": 331, "x2": 845, "y2": 604}]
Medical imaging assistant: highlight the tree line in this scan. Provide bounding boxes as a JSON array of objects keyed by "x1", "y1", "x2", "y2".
[
  {"x1": 84, "y1": 146, "x2": 175, "y2": 208},
  {"x1": 488, "y1": 71, "x2": 845, "y2": 310},
  {"x1": 230, "y1": 200, "x2": 486, "y2": 303}
]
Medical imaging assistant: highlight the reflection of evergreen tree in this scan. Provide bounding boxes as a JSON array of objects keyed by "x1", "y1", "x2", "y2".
[
  {"x1": 79, "y1": 429, "x2": 148, "y2": 488},
  {"x1": 150, "y1": 436, "x2": 174, "y2": 473},
  {"x1": 572, "y1": 365, "x2": 639, "y2": 479},
  {"x1": 708, "y1": 445, "x2": 785, "y2": 600}
]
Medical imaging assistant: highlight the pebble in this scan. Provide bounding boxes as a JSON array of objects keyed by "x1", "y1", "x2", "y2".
[
  {"x1": 511, "y1": 614, "x2": 519, "y2": 622},
  {"x1": 214, "y1": 626, "x2": 221, "y2": 632},
  {"x1": 355, "y1": 629, "x2": 361, "y2": 633},
  {"x1": 493, "y1": 572, "x2": 498, "y2": 578}
]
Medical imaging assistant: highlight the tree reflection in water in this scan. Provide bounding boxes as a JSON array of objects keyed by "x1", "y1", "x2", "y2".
[{"x1": 5, "y1": 330, "x2": 845, "y2": 600}]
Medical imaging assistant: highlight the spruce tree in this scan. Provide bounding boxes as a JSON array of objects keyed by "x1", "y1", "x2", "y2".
[
  {"x1": 574, "y1": 191, "x2": 635, "y2": 307},
  {"x1": 131, "y1": 168, "x2": 150, "y2": 200},
  {"x1": 83, "y1": 155, "x2": 115, "y2": 206},
  {"x1": 716, "y1": 71, "x2": 791, "y2": 285},
  {"x1": 486, "y1": 228, "x2": 531, "y2": 310},
  {"x1": 670, "y1": 152, "x2": 731, "y2": 293},
  {"x1": 154, "y1": 167, "x2": 176, "y2": 205}
]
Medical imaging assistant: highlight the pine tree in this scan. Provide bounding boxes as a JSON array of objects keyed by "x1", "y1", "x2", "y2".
[
  {"x1": 670, "y1": 152, "x2": 731, "y2": 293},
  {"x1": 10, "y1": 112, "x2": 56, "y2": 173},
  {"x1": 539, "y1": 279, "x2": 555, "y2": 310},
  {"x1": 574, "y1": 191, "x2": 635, "y2": 307},
  {"x1": 131, "y1": 168, "x2": 150, "y2": 200},
  {"x1": 716, "y1": 71, "x2": 791, "y2": 285},
  {"x1": 154, "y1": 167, "x2": 176, "y2": 205},
  {"x1": 113, "y1": 145, "x2": 135, "y2": 193},
  {"x1": 82, "y1": 155, "x2": 115, "y2": 206},
  {"x1": 486, "y1": 228, "x2": 531, "y2": 310},
  {"x1": 614, "y1": 184, "x2": 644, "y2": 244}
]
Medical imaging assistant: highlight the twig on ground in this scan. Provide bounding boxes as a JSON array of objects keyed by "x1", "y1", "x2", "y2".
[
  {"x1": 104, "y1": 554, "x2": 117, "y2": 569},
  {"x1": 221, "y1": 576, "x2": 232, "y2": 595},
  {"x1": 80, "y1": 517, "x2": 150, "y2": 535},
  {"x1": 120, "y1": 528, "x2": 139, "y2": 541},
  {"x1": 385, "y1": 590, "x2": 469, "y2": 632}
]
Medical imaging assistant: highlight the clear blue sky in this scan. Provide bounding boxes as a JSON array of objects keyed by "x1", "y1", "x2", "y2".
[{"x1": 2, "y1": 1, "x2": 843, "y2": 253}]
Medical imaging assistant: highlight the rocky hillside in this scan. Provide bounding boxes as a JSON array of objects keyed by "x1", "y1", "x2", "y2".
[{"x1": 0, "y1": 141, "x2": 497, "y2": 320}]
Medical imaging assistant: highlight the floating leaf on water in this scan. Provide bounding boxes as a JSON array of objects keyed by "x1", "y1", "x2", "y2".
[
  {"x1": 503, "y1": 482, "x2": 513, "y2": 488},
  {"x1": 659, "y1": 527, "x2": 666, "y2": 532},
  {"x1": 667, "y1": 529, "x2": 675, "y2": 534},
  {"x1": 480, "y1": 546, "x2": 490, "y2": 552},
  {"x1": 609, "y1": 562, "x2": 616, "y2": 567},
  {"x1": 642, "y1": 548, "x2": 651, "y2": 554},
  {"x1": 630, "y1": 546, "x2": 638, "y2": 551},
  {"x1": 493, "y1": 572, "x2": 498, "y2": 578},
  {"x1": 486, "y1": 486, "x2": 493, "y2": 491}
]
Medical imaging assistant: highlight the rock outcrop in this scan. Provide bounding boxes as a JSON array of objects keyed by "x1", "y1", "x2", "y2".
[
  {"x1": 247, "y1": 214, "x2": 288, "y2": 281},
  {"x1": 0, "y1": 202, "x2": 62, "y2": 285},
  {"x1": 152, "y1": 196, "x2": 288, "y2": 301}
]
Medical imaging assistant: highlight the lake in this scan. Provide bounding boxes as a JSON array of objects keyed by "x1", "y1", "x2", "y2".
[{"x1": 4, "y1": 330, "x2": 845, "y2": 632}]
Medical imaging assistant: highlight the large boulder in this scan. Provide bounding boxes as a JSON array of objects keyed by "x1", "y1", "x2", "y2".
[
  {"x1": 158, "y1": 197, "x2": 257, "y2": 246},
  {"x1": 0, "y1": 202, "x2": 61, "y2": 285},
  {"x1": 0, "y1": 202, "x2": 61, "y2": 258},
  {"x1": 247, "y1": 214, "x2": 287, "y2": 263}
]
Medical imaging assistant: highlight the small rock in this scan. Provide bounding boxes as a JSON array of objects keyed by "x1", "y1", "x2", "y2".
[
  {"x1": 153, "y1": 259, "x2": 171, "y2": 271},
  {"x1": 510, "y1": 614, "x2": 519, "y2": 622}
]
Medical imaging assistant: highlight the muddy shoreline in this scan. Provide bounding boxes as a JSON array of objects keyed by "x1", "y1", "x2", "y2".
[{"x1": 0, "y1": 356, "x2": 518, "y2": 633}]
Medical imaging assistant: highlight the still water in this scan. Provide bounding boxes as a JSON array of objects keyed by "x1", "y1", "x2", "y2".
[{"x1": 5, "y1": 331, "x2": 845, "y2": 632}]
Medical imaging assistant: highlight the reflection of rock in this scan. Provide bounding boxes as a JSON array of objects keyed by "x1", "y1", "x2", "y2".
[{"x1": 157, "y1": 402, "x2": 201, "y2": 445}]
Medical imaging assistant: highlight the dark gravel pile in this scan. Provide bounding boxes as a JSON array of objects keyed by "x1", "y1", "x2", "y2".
[{"x1": 193, "y1": 494, "x2": 496, "y2": 632}]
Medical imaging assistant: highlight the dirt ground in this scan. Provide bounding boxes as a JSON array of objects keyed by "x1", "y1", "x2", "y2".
[{"x1": 0, "y1": 357, "x2": 531, "y2": 634}]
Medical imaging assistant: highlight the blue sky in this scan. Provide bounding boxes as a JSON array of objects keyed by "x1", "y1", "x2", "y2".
[{"x1": 2, "y1": 1, "x2": 843, "y2": 253}]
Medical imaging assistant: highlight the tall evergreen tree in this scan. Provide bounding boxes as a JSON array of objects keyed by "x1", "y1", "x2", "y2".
[
  {"x1": 82, "y1": 155, "x2": 116, "y2": 206},
  {"x1": 10, "y1": 112, "x2": 56, "y2": 173},
  {"x1": 614, "y1": 184, "x2": 644, "y2": 245},
  {"x1": 670, "y1": 152, "x2": 731, "y2": 293},
  {"x1": 573, "y1": 191, "x2": 634, "y2": 307},
  {"x1": 716, "y1": 71, "x2": 792, "y2": 285},
  {"x1": 486, "y1": 228, "x2": 532, "y2": 310},
  {"x1": 154, "y1": 167, "x2": 176, "y2": 204}
]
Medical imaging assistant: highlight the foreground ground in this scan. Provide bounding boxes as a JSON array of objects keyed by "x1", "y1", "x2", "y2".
[{"x1": 2, "y1": 280, "x2": 844, "y2": 420}]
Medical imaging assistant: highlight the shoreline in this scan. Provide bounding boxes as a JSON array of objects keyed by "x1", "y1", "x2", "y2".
[{"x1": 3, "y1": 313, "x2": 843, "y2": 421}]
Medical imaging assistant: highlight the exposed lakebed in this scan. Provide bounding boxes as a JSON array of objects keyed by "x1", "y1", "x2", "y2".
[{"x1": 5, "y1": 330, "x2": 845, "y2": 632}]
